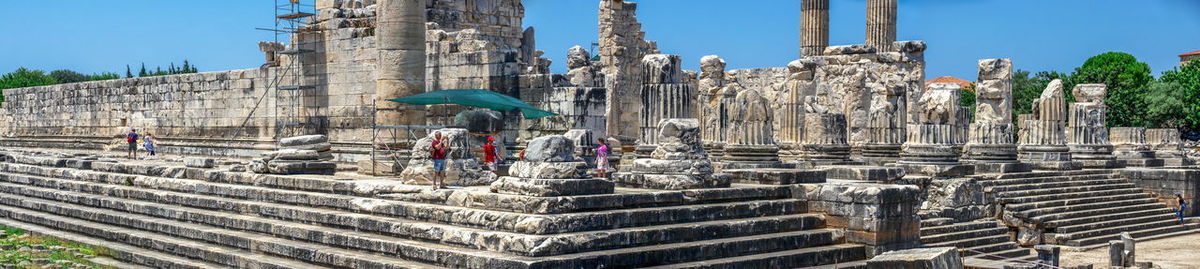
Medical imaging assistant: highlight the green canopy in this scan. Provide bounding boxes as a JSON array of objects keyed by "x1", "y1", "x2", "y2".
[{"x1": 387, "y1": 89, "x2": 557, "y2": 119}]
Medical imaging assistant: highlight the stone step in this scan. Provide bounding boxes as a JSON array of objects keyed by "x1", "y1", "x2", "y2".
[
  {"x1": 0, "y1": 163, "x2": 804, "y2": 234},
  {"x1": 978, "y1": 169, "x2": 1113, "y2": 180},
  {"x1": 0, "y1": 189, "x2": 854, "y2": 268},
  {"x1": 638, "y1": 244, "x2": 866, "y2": 269},
  {"x1": 0, "y1": 197, "x2": 463, "y2": 268},
  {"x1": 1067, "y1": 224, "x2": 1200, "y2": 250},
  {"x1": 996, "y1": 182, "x2": 1138, "y2": 199},
  {"x1": 0, "y1": 217, "x2": 229, "y2": 269},
  {"x1": 0, "y1": 177, "x2": 826, "y2": 258},
  {"x1": 1006, "y1": 193, "x2": 1155, "y2": 213},
  {"x1": 1041, "y1": 207, "x2": 1174, "y2": 229},
  {"x1": 959, "y1": 241, "x2": 1027, "y2": 259},
  {"x1": 920, "y1": 226, "x2": 1009, "y2": 245},
  {"x1": 1024, "y1": 199, "x2": 1164, "y2": 221},
  {"x1": 988, "y1": 177, "x2": 1128, "y2": 193},
  {"x1": 1063, "y1": 221, "x2": 1196, "y2": 246},
  {"x1": 0, "y1": 152, "x2": 798, "y2": 214},
  {"x1": 922, "y1": 234, "x2": 1009, "y2": 251},
  {"x1": 0, "y1": 205, "x2": 336, "y2": 269},
  {"x1": 996, "y1": 188, "x2": 1144, "y2": 205},
  {"x1": 919, "y1": 217, "x2": 955, "y2": 227},
  {"x1": 1054, "y1": 213, "x2": 1179, "y2": 234},
  {"x1": 920, "y1": 220, "x2": 1003, "y2": 236},
  {"x1": 979, "y1": 173, "x2": 1119, "y2": 188}
]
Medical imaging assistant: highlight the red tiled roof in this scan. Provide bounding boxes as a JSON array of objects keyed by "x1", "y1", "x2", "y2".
[
  {"x1": 925, "y1": 76, "x2": 974, "y2": 91},
  {"x1": 1181, "y1": 50, "x2": 1200, "y2": 57}
]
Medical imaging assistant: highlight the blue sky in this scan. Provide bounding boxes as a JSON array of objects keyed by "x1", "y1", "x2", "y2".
[{"x1": 2, "y1": 0, "x2": 1198, "y2": 80}]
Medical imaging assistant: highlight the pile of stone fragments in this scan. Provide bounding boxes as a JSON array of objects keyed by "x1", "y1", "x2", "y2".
[{"x1": 249, "y1": 135, "x2": 337, "y2": 175}]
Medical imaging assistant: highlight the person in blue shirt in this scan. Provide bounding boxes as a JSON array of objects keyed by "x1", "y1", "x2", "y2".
[{"x1": 126, "y1": 129, "x2": 140, "y2": 159}]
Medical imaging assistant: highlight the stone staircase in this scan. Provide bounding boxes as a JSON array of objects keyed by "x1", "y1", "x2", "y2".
[
  {"x1": 919, "y1": 218, "x2": 1034, "y2": 263},
  {"x1": 979, "y1": 169, "x2": 1197, "y2": 248},
  {"x1": 0, "y1": 149, "x2": 868, "y2": 268}
]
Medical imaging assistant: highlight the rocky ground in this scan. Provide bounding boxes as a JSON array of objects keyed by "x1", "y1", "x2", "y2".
[
  {"x1": 1060, "y1": 227, "x2": 1200, "y2": 268},
  {"x1": 0, "y1": 226, "x2": 110, "y2": 269}
]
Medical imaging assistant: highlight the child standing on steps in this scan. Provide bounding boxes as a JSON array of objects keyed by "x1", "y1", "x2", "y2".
[{"x1": 1178, "y1": 193, "x2": 1189, "y2": 225}]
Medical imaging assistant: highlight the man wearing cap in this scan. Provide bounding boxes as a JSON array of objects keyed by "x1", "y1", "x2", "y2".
[{"x1": 483, "y1": 136, "x2": 499, "y2": 175}]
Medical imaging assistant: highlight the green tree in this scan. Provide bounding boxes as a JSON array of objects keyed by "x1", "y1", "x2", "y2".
[
  {"x1": 89, "y1": 72, "x2": 121, "y2": 81},
  {"x1": 1069, "y1": 52, "x2": 1153, "y2": 127},
  {"x1": 1012, "y1": 70, "x2": 1068, "y2": 117},
  {"x1": 49, "y1": 69, "x2": 91, "y2": 84},
  {"x1": 961, "y1": 87, "x2": 977, "y2": 121},
  {"x1": 1160, "y1": 59, "x2": 1200, "y2": 129},
  {"x1": 1143, "y1": 81, "x2": 1190, "y2": 128},
  {"x1": 125, "y1": 65, "x2": 133, "y2": 78},
  {"x1": 0, "y1": 68, "x2": 59, "y2": 105},
  {"x1": 138, "y1": 63, "x2": 147, "y2": 77}
]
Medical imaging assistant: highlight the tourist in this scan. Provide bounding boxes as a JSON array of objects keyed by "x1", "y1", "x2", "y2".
[
  {"x1": 1178, "y1": 194, "x2": 1188, "y2": 224},
  {"x1": 144, "y1": 133, "x2": 157, "y2": 157},
  {"x1": 483, "y1": 136, "x2": 499, "y2": 175},
  {"x1": 126, "y1": 129, "x2": 140, "y2": 159},
  {"x1": 430, "y1": 132, "x2": 448, "y2": 189},
  {"x1": 595, "y1": 138, "x2": 610, "y2": 178}
]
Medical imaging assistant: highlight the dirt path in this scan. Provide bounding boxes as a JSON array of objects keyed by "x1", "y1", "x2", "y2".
[{"x1": 1060, "y1": 230, "x2": 1200, "y2": 268}]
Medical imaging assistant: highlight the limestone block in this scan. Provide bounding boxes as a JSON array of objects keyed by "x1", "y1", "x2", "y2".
[
  {"x1": 398, "y1": 159, "x2": 497, "y2": 186},
  {"x1": 282, "y1": 142, "x2": 333, "y2": 152},
  {"x1": 524, "y1": 135, "x2": 576, "y2": 162},
  {"x1": 724, "y1": 168, "x2": 826, "y2": 185},
  {"x1": 279, "y1": 134, "x2": 329, "y2": 147},
  {"x1": 920, "y1": 177, "x2": 991, "y2": 221},
  {"x1": 273, "y1": 149, "x2": 322, "y2": 160},
  {"x1": 1072, "y1": 84, "x2": 1106, "y2": 103},
  {"x1": 867, "y1": 247, "x2": 963, "y2": 269},
  {"x1": 611, "y1": 172, "x2": 732, "y2": 190},
  {"x1": 183, "y1": 158, "x2": 216, "y2": 169},
  {"x1": 626, "y1": 159, "x2": 713, "y2": 175},
  {"x1": 489, "y1": 177, "x2": 615, "y2": 197},
  {"x1": 508, "y1": 161, "x2": 586, "y2": 179}
]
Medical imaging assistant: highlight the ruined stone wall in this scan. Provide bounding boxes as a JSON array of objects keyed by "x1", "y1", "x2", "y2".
[
  {"x1": 812, "y1": 41, "x2": 925, "y2": 154},
  {"x1": 0, "y1": 70, "x2": 277, "y2": 154},
  {"x1": 0, "y1": 0, "x2": 533, "y2": 159},
  {"x1": 599, "y1": 0, "x2": 658, "y2": 143}
]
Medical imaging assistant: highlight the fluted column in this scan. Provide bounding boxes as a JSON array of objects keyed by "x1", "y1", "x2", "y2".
[
  {"x1": 376, "y1": 0, "x2": 426, "y2": 137},
  {"x1": 800, "y1": 0, "x2": 830, "y2": 57},
  {"x1": 866, "y1": 0, "x2": 896, "y2": 52}
]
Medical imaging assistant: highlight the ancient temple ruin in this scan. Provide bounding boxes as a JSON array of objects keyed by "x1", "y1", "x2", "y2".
[{"x1": 0, "y1": 0, "x2": 1195, "y2": 268}]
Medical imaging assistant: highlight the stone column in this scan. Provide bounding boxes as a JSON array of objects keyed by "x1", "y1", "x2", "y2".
[
  {"x1": 800, "y1": 0, "x2": 830, "y2": 57},
  {"x1": 376, "y1": 0, "x2": 426, "y2": 138},
  {"x1": 723, "y1": 87, "x2": 785, "y2": 169},
  {"x1": 600, "y1": 0, "x2": 652, "y2": 149},
  {"x1": 777, "y1": 59, "x2": 819, "y2": 161},
  {"x1": 697, "y1": 55, "x2": 727, "y2": 160},
  {"x1": 1018, "y1": 79, "x2": 1081, "y2": 170},
  {"x1": 895, "y1": 83, "x2": 973, "y2": 178},
  {"x1": 1147, "y1": 128, "x2": 1193, "y2": 166},
  {"x1": 1067, "y1": 84, "x2": 1123, "y2": 168},
  {"x1": 637, "y1": 54, "x2": 695, "y2": 157},
  {"x1": 865, "y1": 0, "x2": 897, "y2": 52},
  {"x1": 1111, "y1": 127, "x2": 1164, "y2": 167},
  {"x1": 963, "y1": 59, "x2": 1029, "y2": 173}
]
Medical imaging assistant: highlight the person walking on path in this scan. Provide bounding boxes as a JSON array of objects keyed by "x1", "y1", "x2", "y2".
[
  {"x1": 595, "y1": 138, "x2": 610, "y2": 178},
  {"x1": 1178, "y1": 194, "x2": 1189, "y2": 225},
  {"x1": 430, "y1": 132, "x2": 449, "y2": 189},
  {"x1": 126, "y1": 129, "x2": 140, "y2": 159},
  {"x1": 143, "y1": 133, "x2": 157, "y2": 157},
  {"x1": 483, "y1": 136, "x2": 499, "y2": 175}
]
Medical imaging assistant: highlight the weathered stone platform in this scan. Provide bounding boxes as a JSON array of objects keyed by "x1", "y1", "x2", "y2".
[{"x1": 0, "y1": 149, "x2": 871, "y2": 268}]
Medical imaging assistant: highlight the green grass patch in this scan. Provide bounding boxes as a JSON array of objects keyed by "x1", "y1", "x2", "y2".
[{"x1": 0, "y1": 226, "x2": 116, "y2": 268}]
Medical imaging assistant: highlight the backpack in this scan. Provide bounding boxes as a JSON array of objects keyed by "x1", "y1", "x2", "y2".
[{"x1": 127, "y1": 134, "x2": 136, "y2": 143}]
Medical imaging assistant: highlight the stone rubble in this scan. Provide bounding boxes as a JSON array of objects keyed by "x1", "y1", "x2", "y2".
[
  {"x1": 397, "y1": 128, "x2": 497, "y2": 186},
  {"x1": 490, "y1": 135, "x2": 613, "y2": 197},
  {"x1": 612, "y1": 119, "x2": 732, "y2": 189}
]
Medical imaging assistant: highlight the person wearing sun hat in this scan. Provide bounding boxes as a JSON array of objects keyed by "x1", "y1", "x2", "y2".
[{"x1": 483, "y1": 136, "x2": 500, "y2": 175}]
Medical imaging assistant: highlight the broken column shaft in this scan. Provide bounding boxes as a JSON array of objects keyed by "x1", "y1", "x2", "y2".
[
  {"x1": 866, "y1": 0, "x2": 897, "y2": 52},
  {"x1": 800, "y1": 0, "x2": 830, "y2": 57}
]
